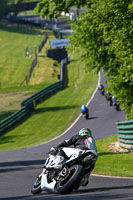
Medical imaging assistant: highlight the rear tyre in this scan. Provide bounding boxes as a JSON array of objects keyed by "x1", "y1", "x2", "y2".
[
  {"x1": 57, "y1": 165, "x2": 84, "y2": 194},
  {"x1": 86, "y1": 112, "x2": 89, "y2": 120},
  {"x1": 31, "y1": 176, "x2": 42, "y2": 194}
]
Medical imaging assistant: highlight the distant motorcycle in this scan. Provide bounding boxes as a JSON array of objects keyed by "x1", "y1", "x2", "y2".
[
  {"x1": 105, "y1": 92, "x2": 113, "y2": 106},
  {"x1": 81, "y1": 105, "x2": 89, "y2": 119},
  {"x1": 82, "y1": 111, "x2": 89, "y2": 119},
  {"x1": 114, "y1": 102, "x2": 120, "y2": 111},
  {"x1": 98, "y1": 84, "x2": 105, "y2": 96},
  {"x1": 112, "y1": 96, "x2": 120, "y2": 111},
  {"x1": 99, "y1": 89, "x2": 105, "y2": 96},
  {"x1": 31, "y1": 147, "x2": 98, "y2": 194}
]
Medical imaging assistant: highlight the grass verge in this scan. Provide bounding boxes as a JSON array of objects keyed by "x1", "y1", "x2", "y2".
[
  {"x1": 0, "y1": 21, "x2": 58, "y2": 89},
  {"x1": 94, "y1": 134, "x2": 133, "y2": 177},
  {"x1": 0, "y1": 21, "x2": 60, "y2": 120}
]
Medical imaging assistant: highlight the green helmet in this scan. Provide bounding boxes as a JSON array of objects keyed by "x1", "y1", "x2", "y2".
[{"x1": 79, "y1": 128, "x2": 92, "y2": 136}]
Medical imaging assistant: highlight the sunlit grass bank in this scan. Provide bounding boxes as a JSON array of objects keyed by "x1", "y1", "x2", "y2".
[
  {"x1": 94, "y1": 134, "x2": 133, "y2": 177},
  {"x1": 0, "y1": 50, "x2": 98, "y2": 151}
]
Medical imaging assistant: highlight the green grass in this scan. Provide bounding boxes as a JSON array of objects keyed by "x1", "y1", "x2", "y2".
[
  {"x1": 0, "y1": 50, "x2": 98, "y2": 151},
  {"x1": 19, "y1": 10, "x2": 36, "y2": 15},
  {"x1": 94, "y1": 134, "x2": 133, "y2": 177},
  {"x1": 0, "y1": 21, "x2": 60, "y2": 120},
  {"x1": 0, "y1": 21, "x2": 58, "y2": 89}
]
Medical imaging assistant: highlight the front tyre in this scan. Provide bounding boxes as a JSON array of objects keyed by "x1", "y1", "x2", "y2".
[
  {"x1": 31, "y1": 176, "x2": 42, "y2": 194},
  {"x1": 57, "y1": 165, "x2": 84, "y2": 194}
]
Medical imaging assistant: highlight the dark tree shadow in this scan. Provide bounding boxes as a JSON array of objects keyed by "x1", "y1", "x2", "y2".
[
  {"x1": 0, "y1": 159, "x2": 46, "y2": 174},
  {"x1": 77, "y1": 184, "x2": 133, "y2": 194},
  {"x1": 36, "y1": 105, "x2": 79, "y2": 113},
  {"x1": 0, "y1": 134, "x2": 31, "y2": 145},
  {"x1": 1, "y1": 185, "x2": 133, "y2": 200}
]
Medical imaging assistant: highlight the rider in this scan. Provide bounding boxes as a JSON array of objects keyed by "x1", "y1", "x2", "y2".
[
  {"x1": 105, "y1": 92, "x2": 113, "y2": 106},
  {"x1": 112, "y1": 96, "x2": 120, "y2": 110},
  {"x1": 98, "y1": 83, "x2": 105, "y2": 95},
  {"x1": 98, "y1": 83, "x2": 104, "y2": 90},
  {"x1": 81, "y1": 104, "x2": 89, "y2": 119},
  {"x1": 50, "y1": 128, "x2": 98, "y2": 186}
]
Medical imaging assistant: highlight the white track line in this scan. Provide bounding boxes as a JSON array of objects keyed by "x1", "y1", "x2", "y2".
[{"x1": 92, "y1": 173, "x2": 133, "y2": 180}]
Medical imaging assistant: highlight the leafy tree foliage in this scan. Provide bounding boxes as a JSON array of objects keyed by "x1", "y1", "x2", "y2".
[
  {"x1": 35, "y1": 0, "x2": 87, "y2": 19},
  {"x1": 35, "y1": 0, "x2": 133, "y2": 119}
]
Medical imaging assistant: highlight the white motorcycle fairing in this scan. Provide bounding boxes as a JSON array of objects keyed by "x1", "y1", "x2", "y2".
[
  {"x1": 40, "y1": 148, "x2": 84, "y2": 193},
  {"x1": 41, "y1": 172, "x2": 57, "y2": 193},
  {"x1": 31, "y1": 146, "x2": 98, "y2": 195},
  {"x1": 62, "y1": 147, "x2": 98, "y2": 161}
]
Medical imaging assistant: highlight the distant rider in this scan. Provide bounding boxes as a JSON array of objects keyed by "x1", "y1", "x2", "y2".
[
  {"x1": 81, "y1": 104, "x2": 89, "y2": 119},
  {"x1": 98, "y1": 83, "x2": 105, "y2": 95},
  {"x1": 50, "y1": 128, "x2": 98, "y2": 187},
  {"x1": 112, "y1": 96, "x2": 120, "y2": 111},
  {"x1": 105, "y1": 92, "x2": 113, "y2": 106}
]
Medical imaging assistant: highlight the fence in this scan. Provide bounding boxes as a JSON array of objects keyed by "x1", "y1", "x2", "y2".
[
  {"x1": 0, "y1": 103, "x2": 34, "y2": 134},
  {"x1": 38, "y1": 34, "x2": 48, "y2": 53},
  {"x1": 21, "y1": 34, "x2": 48, "y2": 86},
  {"x1": 26, "y1": 54, "x2": 38, "y2": 85},
  {"x1": 116, "y1": 120, "x2": 133, "y2": 149},
  {"x1": 0, "y1": 58, "x2": 68, "y2": 135}
]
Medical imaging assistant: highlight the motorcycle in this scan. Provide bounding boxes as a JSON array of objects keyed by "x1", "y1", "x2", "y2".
[
  {"x1": 114, "y1": 102, "x2": 120, "y2": 111},
  {"x1": 99, "y1": 88, "x2": 105, "y2": 96},
  {"x1": 112, "y1": 97, "x2": 120, "y2": 111},
  {"x1": 82, "y1": 111, "x2": 89, "y2": 119},
  {"x1": 105, "y1": 92, "x2": 112, "y2": 106},
  {"x1": 31, "y1": 147, "x2": 98, "y2": 194},
  {"x1": 98, "y1": 84, "x2": 105, "y2": 96}
]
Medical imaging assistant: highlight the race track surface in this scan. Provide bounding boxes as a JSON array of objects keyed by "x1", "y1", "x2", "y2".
[{"x1": 0, "y1": 17, "x2": 133, "y2": 200}]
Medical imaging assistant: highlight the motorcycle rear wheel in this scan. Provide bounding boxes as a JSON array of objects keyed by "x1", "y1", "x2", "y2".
[
  {"x1": 31, "y1": 176, "x2": 42, "y2": 194},
  {"x1": 57, "y1": 164, "x2": 84, "y2": 194}
]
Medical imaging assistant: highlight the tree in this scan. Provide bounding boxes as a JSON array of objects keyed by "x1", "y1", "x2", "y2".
[
  {"x1": 0, "y1": 0, "x2": 9, "y2": 19},
  {"x1": 35, "y1": 0, "x2": 133, "y2": 119},
  {"x1": 35, "y1": 0, "x2": 87, "y2": 19}
]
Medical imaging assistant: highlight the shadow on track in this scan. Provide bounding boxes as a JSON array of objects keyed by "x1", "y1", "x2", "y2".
[
  {"x1": 77, "y1": 184, "x2": 133, "y2": 194},
  {"x1": 0, "y1": 159, "x2": 44, "y2": 173},
  {"x1": 88, "y1": 117, "x2": 99, "y2": 120},
  {"x1": 1, "y1": 185, "x2": 133, "y2": 200}
]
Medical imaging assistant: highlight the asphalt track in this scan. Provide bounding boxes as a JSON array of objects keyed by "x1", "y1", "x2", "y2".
[{"x1": 0, "y1": 17, "x2": 133, "y2": 200}]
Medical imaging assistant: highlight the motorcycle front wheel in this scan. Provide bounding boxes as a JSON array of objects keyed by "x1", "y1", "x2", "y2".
[
  {"x1": 31, "y1": 175, "x2": 42, "y2": 194},
  {"x1": 57, "y1": 164, "x2": 84, "y2": 194}
]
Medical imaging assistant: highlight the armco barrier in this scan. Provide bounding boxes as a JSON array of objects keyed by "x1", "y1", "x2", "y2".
[
  {"x1": 21, "y1": 81, "x2": 63, "y2": 107},
  {"x1": 116, "y1": 120, "x2": 133, "y2": 149},
  {"x1": 0, "y1": 58, "x2": 67, "y2": 135},
  {"x1": 0, "y1": 103, "x2": 34, "y2": 133}
]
